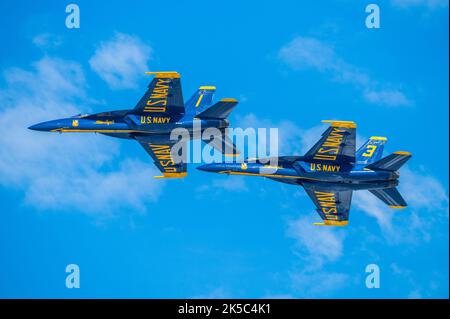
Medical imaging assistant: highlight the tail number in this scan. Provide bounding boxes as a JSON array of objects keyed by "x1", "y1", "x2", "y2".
[{"x1": 362, "y1": 145, "x2": 377, "y2": 157}]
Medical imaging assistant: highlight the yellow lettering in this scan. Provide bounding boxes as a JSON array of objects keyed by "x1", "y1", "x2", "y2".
[
  {"x1": 315, "y1": 191, "x2": 338, "y2": 215},
  {"x1": 362, "y1": 145, "x2": 377, "y2": 157},
  {"x1": 149, "y1": 144, "x2": 178, "y2": 173}
]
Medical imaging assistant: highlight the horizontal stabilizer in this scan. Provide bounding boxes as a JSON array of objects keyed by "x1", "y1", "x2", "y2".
[
  {"x1": 203, "y1": 129, "x2": 240, "y2": 157},
  {"x1": 369, "y1": 187, "x2": 407, "y2": 208},
  {"x1": 366, "y1": 151, "x2": 411, "y2": 171},
  {"x1": 196, "y1": 98, "x2": 238, "y2": 119}
]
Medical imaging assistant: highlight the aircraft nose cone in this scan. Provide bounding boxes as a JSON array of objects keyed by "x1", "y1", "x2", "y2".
[
  {"x1": 197, "y1": 164, "x2": 213, "y2": 172},
  {"x1": 28, "y1": 119, "x2": 64, "y2": 132},
  {"x1": 28, "y1": 123, "x2": 47, "y2": 131}
]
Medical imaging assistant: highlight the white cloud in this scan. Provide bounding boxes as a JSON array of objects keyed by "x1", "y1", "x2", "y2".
[
  {"x1": 285, "y1": 215, "x2": 351, "y2": 297},
  {"x1": 278, "y1": 37, "x2": 337, "y2": 72},
  {"x1": 364, "y1": 89, "x2": 412, "y2": 107},
  {"x1": 32, "y1": 33, "x2": 62, "y2": 49},
  {"x1": 89, "y1": 32, "x2": 152, "y2": 89},
  {"x1": 278, "y1": 36, "x2": 412, "y2": 107},
  {"x1": 262, "y1": 293, "x2": 294, "y2": 299},
  {"x1": 400, "y1": 167, "x2": 449, "y2": 211},
  {"x1": 211, "y1": 176, "x2": 248, "y2": 192},
  {"x1": 0, "y1": 56, "x2": 164, "y2": 216},
  {"x1": 287, "y1": 215, "x2": 346, "y2": 269},
  {"x1": 353, "y1": 166, "x2": 448, "y2": 243},
  {"x1": 25, "y1": 159, "x2": 163, "y2": 214},
  {"x1": 290, "y1": 271, "x2": 350, "y2": 297},
  {"x1": 391, "y1": 262, "x2": 413, "y2": 277},
  {"x1": 390, "y1": 263, "x2": 424, "y2": 298},
  {"x1": 407, "y1": 290, "x2": 423, "y2": 298},
  {"x1": 193, "y1": 287, "x2": 230, "y2": 299},
  {"x1": 235, "y1": 113, "x2": 325, "y2": 156},
  {"x1": 196, "y1": 175, "x2": 248, "y2": 194},
  {"x1": 391, "y1": 0, "x2": 449, "y2": 9}
]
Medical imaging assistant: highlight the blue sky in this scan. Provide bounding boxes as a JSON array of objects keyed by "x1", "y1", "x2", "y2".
[{"x1": 0, "y1": 0, "x2": 448, "y2": 298}]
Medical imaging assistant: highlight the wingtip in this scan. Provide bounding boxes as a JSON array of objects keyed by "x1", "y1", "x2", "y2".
[
  {"x1": 314, "y1": 220, "x2": 349, "y2": 226},
  {"x1": 322, "y1": 120, "x2": 357, "y2": 129},
  {"x1": 154, "y1": 172, "x2": 187, "y2": 179},
  {"x1": 393, "y1": 151, "x2": 412, "y2": 156},
  {"x1": 146, "y1": 71, "x2": 180, "y2": 78},
  {"x1": 220, "y1": 98, "x2": 238, "y2": 103},
  {"x1": 199, "y1": 86, "x2": 216, "y2": 90},
  {"x1": 370, "y1": 136, "x2": 388, "y2": 141}
]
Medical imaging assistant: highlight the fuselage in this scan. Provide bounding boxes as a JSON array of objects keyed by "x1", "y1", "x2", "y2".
[
  {"x1": 28, "y1": 110, "x2": 229, "y2": 139},
  {"x1": 197, "y1": 159, "x2": 399, "y2": 191}
]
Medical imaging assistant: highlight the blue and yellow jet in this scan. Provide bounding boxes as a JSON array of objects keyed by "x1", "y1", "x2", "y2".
[
  {"x1": 197, "y1": 120, "x2": 412, "y2": 226},
  {"x1": 29, "y1": 71, "x2": 239, "y2": 178}
]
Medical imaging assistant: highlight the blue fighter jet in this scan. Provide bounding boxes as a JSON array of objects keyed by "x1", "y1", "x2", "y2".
[
  {"x1": 197, "y1": 120, "x2": 412, "y2": 226},
  {"x1": 29, "y1": 71, "x2": 239, "y2": 178}
]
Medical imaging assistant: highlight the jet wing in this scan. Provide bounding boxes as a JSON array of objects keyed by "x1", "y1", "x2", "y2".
[
  {"x1": 135, "y1": 135, "x2": 187, "y2": 178},
  {"x1": 133, "y1": 71, "x2": 185, "y2": 116},
  {"x1": 304, "y1": 120, "x2": 356, "y2": 164},
  {"x1": 303, "y1": 183, "x2": 352, "y2": 226}
]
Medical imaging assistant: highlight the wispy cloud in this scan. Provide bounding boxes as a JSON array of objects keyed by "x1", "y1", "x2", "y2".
[
  {"x1": 390, "y1": 262, "x2": 447, "y2": 298},
  {"x1": 391, "y1": 0, "x2": 449, "y2": 9},
  {"x1": 286, "y1": 215, "x2": 350, "y2": 297},
  {"x1": 353, "y1": 166, "x2": 449, "y2": 243},
  {"x1": 211, "y1": 176, "x2": 248, "y2": 192},
  {"x1": 89, "y1": 32, "x2": 152, "y2": 89},
  {"x1": 196, "y1": 176, "x2": 248, "y2": 197},
  {"x1": 235, "y1": 113, "x2": 325, "y2": 156},
  {"x1": 290, "y1": 271, "x2": 351, "y2": 297},
  {"x1": 0, "y1": 56, "x2": 164, "y2": 216},
  {"x1": 32, "y1": 33, "x2": 63, "y2": 49},
  {"x1": 278, "y1": 36, "x2": 412, "y2": 107},
  {"x1": 287, "y1": 215, "x2": 346, "y2": 269},
  {"x1": 364, "y1": 89, "x2": 412, "y2": 107},
  {"x1": 25, "y1": 159, "x2": 163, "y2": 213},
  {"x1": 193, "y1": 287, "x2": 231, "y2": 299}
]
